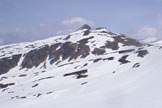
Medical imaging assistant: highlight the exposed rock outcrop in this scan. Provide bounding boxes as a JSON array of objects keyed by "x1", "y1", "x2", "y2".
[
  {"x1": 118, "y1": 55, "x2": 130, "y2": 64},
  {"x1": 21, "y1": 45, "x2": 49, "y2": 69},
  {"x1": 136, "y1": 50, "x2": 148, "y2": 57},
  {"x1": 103, "y1": 35, "x2": 142, "y2": 50},
  {"x1": 0, "y1": 83, "x2": 15, "y2": 89},
  {"x1": 64, "y1": 69, "x2": 88, "y2": 79},
  {"x1": 0, "y1": 54, "x2": 22, "y2": 75},
  {"x1": 92, "y1": 48, "x2": 106, "y2": 55}
]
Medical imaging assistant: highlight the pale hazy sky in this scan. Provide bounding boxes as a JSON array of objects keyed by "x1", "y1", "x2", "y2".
[{"x1": 0, "y1": 0, "x2": 162, "y2": 45}]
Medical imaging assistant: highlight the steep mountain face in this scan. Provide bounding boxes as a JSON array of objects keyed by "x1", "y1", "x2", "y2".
[{"x1": 0, "y1": 25, "x2": 162, "y2": 108}]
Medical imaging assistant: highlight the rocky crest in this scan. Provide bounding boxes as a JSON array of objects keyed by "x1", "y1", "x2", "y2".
[{"x1": 0, "y1": 25, "x2": 148, "y2": 75}]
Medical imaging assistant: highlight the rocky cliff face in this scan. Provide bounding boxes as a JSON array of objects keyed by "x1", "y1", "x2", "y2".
[{"x1": 0, "y1": 54, "x2": 22, "y2": 75}]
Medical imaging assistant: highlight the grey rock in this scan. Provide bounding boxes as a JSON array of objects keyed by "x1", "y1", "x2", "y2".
[
  {"x1": 0, "y1": 54, "x2": 21, "y2": 75},
  {"x1": 21, "y1": 45, "x2": 49, "y2": 69}
]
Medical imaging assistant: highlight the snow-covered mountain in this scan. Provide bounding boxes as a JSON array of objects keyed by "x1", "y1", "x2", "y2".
[{"x1": 0, "y1": 24, "x2": 162, "y2": 108}]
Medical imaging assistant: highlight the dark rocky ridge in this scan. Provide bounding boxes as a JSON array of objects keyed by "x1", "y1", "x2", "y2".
[
  {"x1": 49, "y1": 37, "x2": 93, "y2": 64},
  {"x1": 21, "y1": 45, "x2": 50, "y2": 69},
  {"x1": 0, "y1": 27, "x2": 147, "y2": 75},
  {"x1": 21, "y1": 36, "x2": 94, "y2": 68},
  {"x1": 0, "y1": 54, "x2": 22, "y2": 75},
  {"x1": 103, "y1": 35, "x2": 142, "y2": 50}
]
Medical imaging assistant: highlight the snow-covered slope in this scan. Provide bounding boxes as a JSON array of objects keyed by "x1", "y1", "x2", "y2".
[
  {"x1": 142, "y1": 37, "x2": 157, "y2": 43},
  {"x1": 0, "y1": 25, "x2": 162, "y2": 108}
]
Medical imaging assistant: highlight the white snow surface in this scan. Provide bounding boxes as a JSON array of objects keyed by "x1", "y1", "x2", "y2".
[
  {"x1": 0, "y1": 28, "x2": 162, "y2": 108},
  {"x1": 142, "y1": 37, "x2": 157, "y2": 43}
]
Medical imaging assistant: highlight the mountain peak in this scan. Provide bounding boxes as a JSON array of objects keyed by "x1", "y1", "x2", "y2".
[{"x1": 78, "y1": 24, "x2": 91, "y2": 30}]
